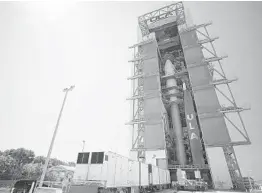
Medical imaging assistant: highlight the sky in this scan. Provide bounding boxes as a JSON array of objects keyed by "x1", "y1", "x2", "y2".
[{"x1": 0, "y1": 1, "x2": 262, "y2": 185}]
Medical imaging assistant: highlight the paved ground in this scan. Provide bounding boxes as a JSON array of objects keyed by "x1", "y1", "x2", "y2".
[
  {"x1": 158, "y1": 189, "x2": 176, "y2": 193},
  {"x1": 158, "y1": 190, "x2": 262, "y2": 193},
  {"x1": 1, "y1": 187, "x2": 261, "y2": 193},
  {"x1": 0, "y1": 188, "x2": 10, "y2": 193}
]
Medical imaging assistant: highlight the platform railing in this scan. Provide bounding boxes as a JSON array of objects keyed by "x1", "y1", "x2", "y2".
[{"x1": 168, "y1": 164, "x2": 210, "y2": 170}]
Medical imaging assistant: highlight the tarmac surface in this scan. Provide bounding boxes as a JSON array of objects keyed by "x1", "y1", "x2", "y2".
[
  {"x1": 0, "y1": 188, "x2": 10, "y2": 193},
  {"x1": 158, "y1": 190, "x2": 262, "y2": 193},
  {"x1": 1, "y1": 187, "x2": 262, "y2": 193}
]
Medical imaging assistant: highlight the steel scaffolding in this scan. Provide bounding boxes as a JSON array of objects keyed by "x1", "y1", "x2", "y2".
[
  {"x1": 127, "y1": 38, "x2": 154, "y2": 161},
  {"x1": 135, "y1": 2, "x2": 250, "y2": 190},
  {"x1": 180, "y1": 21, "x2": 250, "y2": 190}
]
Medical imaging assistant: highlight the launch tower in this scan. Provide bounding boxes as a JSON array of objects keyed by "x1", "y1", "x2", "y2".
[{"x1": 127, "y1": 2, "x2": 250, "y2": 190}]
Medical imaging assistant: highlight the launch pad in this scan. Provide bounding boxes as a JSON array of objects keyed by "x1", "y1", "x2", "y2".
[{"x1": 127, "y1": 2, "x2": 250, "y2": 191}]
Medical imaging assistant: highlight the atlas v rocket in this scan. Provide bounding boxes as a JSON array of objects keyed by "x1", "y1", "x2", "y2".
[
  {"x1": 164, "y1": 55, "x2": 186, "y2": 165},
  {"x1": 164, "y1": 54, "x2": 204, "y2": 166}
]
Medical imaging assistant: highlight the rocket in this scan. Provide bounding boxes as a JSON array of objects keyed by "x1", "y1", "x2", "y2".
[{"x1": 164, "y1": 56, "x2": 186, "y2": 165}]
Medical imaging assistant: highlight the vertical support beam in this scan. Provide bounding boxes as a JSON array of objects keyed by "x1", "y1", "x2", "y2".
[
  {"x1": 139, "y1": 160, "x2": 142, "y2": 188},
  {"x1": 222, "y1": 145, "x2": 245, "y2": 190},
  {"x1": 137, "y1": 70, "x2": 146, "y2": 161},
  {"x1": 128, "y1": 45, "x2": 146, "y2": 162}
]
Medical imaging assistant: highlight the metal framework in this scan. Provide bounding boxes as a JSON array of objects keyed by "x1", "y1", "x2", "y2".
[
  {"x1": 134, "y1": 2, "x2": 250, "y2": 190},
  {"x1": 223, "y1": 145, "x2": 245, "y2": 190},
  {"x1": 185, "y1": 22, "x2": 251, "y2": 146},
  {"x1": 181, "y1": 21, "x2": 250, "y2": 190},
  {"x1": 138, "y1": 2, "x2": 186, "y2": 37},
  {"x1": 137, "y1": 0, "x2": 211, "y2": 176},
  {"x1": 127, "y1": 38, "x2": 154, "y2": 161}
]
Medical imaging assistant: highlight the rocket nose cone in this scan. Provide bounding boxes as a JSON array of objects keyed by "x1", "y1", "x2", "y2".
[
  {"x1": 183, "y1": 82, "x2": 187, "y2": 90},
  {"x1": 164, "y1": 59, "x2": 174, "y2": 74}
]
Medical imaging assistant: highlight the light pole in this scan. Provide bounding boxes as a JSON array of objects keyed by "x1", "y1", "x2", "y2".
[{"x1": 39, "y1": 85, "x2": 75, "y2": 187}]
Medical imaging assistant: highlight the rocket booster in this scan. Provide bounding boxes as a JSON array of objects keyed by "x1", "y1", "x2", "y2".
[{"x1": 183, "y1": 83, "x2": 205, "y2": 166}]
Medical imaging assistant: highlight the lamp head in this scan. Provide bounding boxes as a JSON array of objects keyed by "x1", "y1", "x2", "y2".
[{"x1": 63, "y1": 85, "x2": 75, "y2": 92}]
